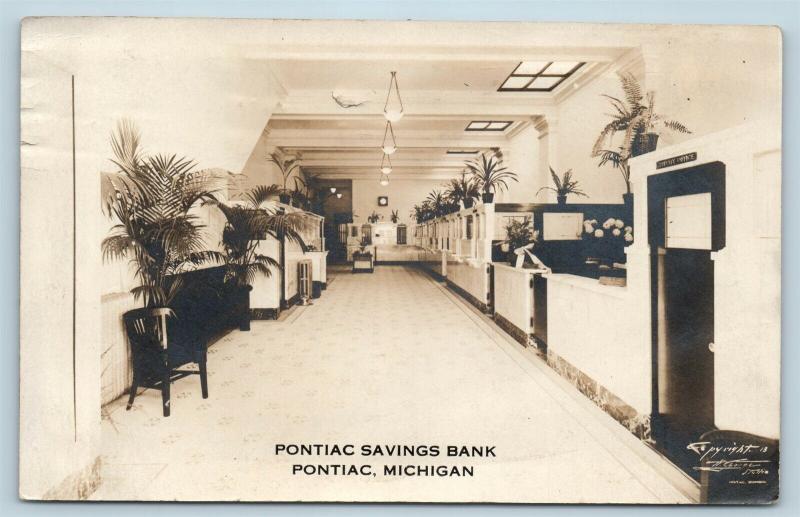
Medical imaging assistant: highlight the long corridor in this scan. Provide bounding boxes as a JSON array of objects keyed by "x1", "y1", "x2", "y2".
[{"x1": 96, "y1": 266, "x2": 690, "y2": 503}]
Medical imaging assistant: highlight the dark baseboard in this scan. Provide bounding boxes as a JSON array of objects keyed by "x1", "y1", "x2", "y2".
[
  {"x1": 280, "y1": 293, "x2": 300, "y2": 310},
  {"x1": 445, "y1": 279, "x2": 490, "y2": 313},
  {"x1": 250, "y1": 308, "x2": 279, "y2": 320},
  {"x1": 417, "y1": 264, "x2": 445, "y2": 282}
]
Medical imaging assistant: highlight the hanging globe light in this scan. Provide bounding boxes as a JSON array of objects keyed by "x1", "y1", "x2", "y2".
[
  {"x1": 329, "y1": 187, "x2": 337, "y2": 194},
  {"x1": 379, "y1": 174, "x2": 389, "y2": 186},
  {"x1": 380, "y1": 153, "x2": 393, "y2": 175},
  {"x1": 381, "y1": 121, "x2": 397, "y2": 155},
  {"x1": 384, "y1": 108, "x2": 403, "y2": 123},
  {"x1": 383, "y1": 71, "x2": 404, "y2": 122}
]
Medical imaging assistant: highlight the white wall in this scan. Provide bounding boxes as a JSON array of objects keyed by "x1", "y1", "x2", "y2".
[
  {"x1": 352, "y1": 177, "x2": 446, "y2": 226},
  {"x1": 497, "y1": 125, "x2": 542, "y2": 204},
  {"x1": 74, "y1": 58, "x2": 283, "y2": 179},
  {"x1": 21, "y1": 18, "x2": 289, "y2": 498},
  {"x1": 554, "y1": 29, "x2": 781, "y2": 204},
  {"x1": 20, "y1": 51, "x2": 102, "y2": 500},
  {"x1": 240, "y1": 129, "x2": 304, "y2": 191},
  {"x1": 546, "y1": 275, "x2": 652, "y2": 416},
  {"x1": 556, "y1": 71, "x2": 631, "y2": 203}
]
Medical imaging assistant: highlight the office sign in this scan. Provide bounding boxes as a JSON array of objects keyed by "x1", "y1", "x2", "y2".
[{"x1": 657, "y1": 152, "x2": 697, "y2": 169}]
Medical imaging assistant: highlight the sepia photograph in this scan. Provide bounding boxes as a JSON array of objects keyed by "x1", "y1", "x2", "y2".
[{"x1": 18, "y1": 15, "x2": 782, "y2": 505}]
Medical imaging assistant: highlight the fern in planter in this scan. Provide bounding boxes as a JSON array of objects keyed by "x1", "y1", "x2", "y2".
[
  {"x1": 537, "y1": 167, "x2": 588, "y2": 204},
  {"x1": 101, "y1": 120, "x2": 221, "y2": 309},
  {"x1": 592, "y1": 72, "x2": 691, "y2": 194}
]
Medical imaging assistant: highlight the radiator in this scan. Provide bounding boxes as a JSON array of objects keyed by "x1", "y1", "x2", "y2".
[{"x1": 297, "y1": 259, "x2": 313, "y2": 304}]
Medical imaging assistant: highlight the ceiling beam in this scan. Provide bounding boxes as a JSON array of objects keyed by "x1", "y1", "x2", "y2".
[
  {"x1": 274, "y1": 89, "x2": 557, "y2": 117},
  {"x1": 314, "y1": 172, "x2": 460, "y2": 181},
  {"x1": 269, "y1": 135, "x2": 512, "y2": 149}
]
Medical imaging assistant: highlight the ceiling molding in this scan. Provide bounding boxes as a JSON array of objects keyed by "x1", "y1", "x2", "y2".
[
  {"x1": 552, "y1": 61, "x2": 611, "y2": 104},
  {"x1": 504, "y1": 119, "x2": 535, "y2": 140},
  {"x1": 274, "y1": 89, "x2": 557, "y2": 117},
  {"x1": 316, "y1": 172, "x2": 459, "y2": 181},
  {"x1": 269, "y1": 136, "x2": 509, "y2": 149}
]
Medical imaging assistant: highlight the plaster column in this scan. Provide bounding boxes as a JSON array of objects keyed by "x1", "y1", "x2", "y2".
[{"x1": 534, "y1": 114, "x2": 559, "y2": 203}]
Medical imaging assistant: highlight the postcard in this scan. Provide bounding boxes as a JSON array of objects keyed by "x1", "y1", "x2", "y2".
[{"x1": 19, "y1": 17, "x2": 781, "y2": 503}]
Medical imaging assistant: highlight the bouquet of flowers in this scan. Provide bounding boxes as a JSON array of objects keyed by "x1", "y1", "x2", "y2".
[{"x1": 583, "y1": 217, "x2": 633, "y2": 244}]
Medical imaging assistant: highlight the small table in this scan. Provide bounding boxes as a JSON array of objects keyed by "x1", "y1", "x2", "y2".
[{"x1": 352, "y1": 251, "x2": 374, "y2": 273}]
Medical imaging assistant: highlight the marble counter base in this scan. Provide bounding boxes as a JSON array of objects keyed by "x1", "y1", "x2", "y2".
[
  {"x1": 546, "y1": 349, "x2": 652, "y2": 442},
  {"x1": 493, "y1": 312, "x2": 532, "y2": 348}
]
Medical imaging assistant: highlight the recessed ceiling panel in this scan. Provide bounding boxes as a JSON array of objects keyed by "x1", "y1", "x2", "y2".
[
  {"x1": 498, "y1": 61, "x2": 585, "y2": 92},
  {"x1": 515, "y1": 61, "x2": 550, "y2": 75}
]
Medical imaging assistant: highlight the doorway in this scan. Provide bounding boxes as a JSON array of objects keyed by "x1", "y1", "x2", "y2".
[{"x1": 647, "y1": 162, "x2": 725, "y2": 480}]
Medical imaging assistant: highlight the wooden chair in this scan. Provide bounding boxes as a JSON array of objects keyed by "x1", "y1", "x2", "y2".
[{"x1": 123, "y1": 307, "x2": 208, "y2": 417}]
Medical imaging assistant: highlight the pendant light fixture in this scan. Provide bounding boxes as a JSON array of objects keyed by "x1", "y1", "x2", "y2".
[
  {"x1": 383, "y1": 71, "x2": 404, "y2": 122},
  {"x1": 380, "y1": 153, "x2": 393, "y2": 175},
  {"x1": 329, "y1": 187, "x2": 337, "y2": 194},
  {"x1": 336, "y1": 192, "x2": 343, "y2": 199},
  {"x1": 381, "y1": 121, "x2": 397, "y2": 155},
  {"x1": 379, "y1": 174, "x2": 389, "y2": 186}
]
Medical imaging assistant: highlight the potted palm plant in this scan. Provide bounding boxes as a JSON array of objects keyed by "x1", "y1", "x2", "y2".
[
  {"x1": 267, "y1": 151, "x2": 301, "y2": 205},
  {"x1": 444, "y1": 172, "x2": 481, "y2": 209},
  {"x1": 592, "y1": 72, "x2": 691, "y2": 201},
  {"x1": 410, "y1": 204, "x2": 425, "y2": 224},
  {"x1": 537, "y1": 167, "x2": 589, "y2": 205},
  {"x1": 289, "y1": 177, "x2": 311, "y2": 210},
  {"x1": 299, "y1": 175, "x2": 328, "y2": 215},
  {"x1": 103, "y1": 122, "x2": 227, "y2": 414},
  {"x1": 419, "y1": 200, "x2": 435, "y2": 222},
  {"x1": 390, "y1": 209, "x2": 400, "y2": 223},
  {"x1": 426, "y1": 189, "x2": 449, "y2": 217},
  {"x1": 102, "y1": 120, "x2": 220, "y2": 310},
  {"x1": 466, "y1": 150, "x2": 518, "y2": 203},
  {"x1": 205, "y1": 185, "x2": 312, "y2": 330}
]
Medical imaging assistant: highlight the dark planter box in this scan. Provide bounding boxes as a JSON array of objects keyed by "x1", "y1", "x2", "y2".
[{"x1": 632, "y1": 132, "x2": 659, "y2": 157}]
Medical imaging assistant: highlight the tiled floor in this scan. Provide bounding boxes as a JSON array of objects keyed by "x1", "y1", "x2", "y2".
[{"x1": 95, "y1": 265, "x2": 690, "y2": 503}]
